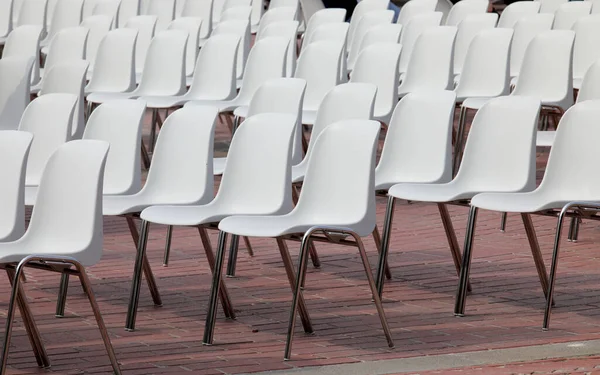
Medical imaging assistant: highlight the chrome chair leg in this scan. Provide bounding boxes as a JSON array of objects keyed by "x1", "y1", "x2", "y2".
[
  {"x1": 203, "y1": 230, "x2": 230, "y2": 345},
  {"x1": 55, "y1": 271, "x2": 70, "y2": 317},
  {"x1": 438, "y1": 203, "x2": 471, "y2": 292},
  {"x1": 452, "y1": 106, "x2": 468, "y2": 176},
  {"x1": 521, "y1": 213, "x2": 552, "y2": 303},
  {"x1": 242, "y1": 236, "x2": 254, "y2": 257},
  {"x1": 162, "y1": 225, "x2": 173, "y2": 266},
  {"x1": 376, "y1": 196, "x2": 396, "y2": 296},
  {"x1": 149, "y1": 109, "x2": 158, "y2": 153},
  {"x1": 226, "y1": 234, "x2": 240, "y2": 277},
  {"x1": 372, "y1": 226, "x2": 392, "y2": 280},
  {"x1": 125, "y1": 219, "x2": 151, "y2": 331},
  {"x1": 500, "y1": 212, "x2": 507, "y2": 232},
  {"x1": 454, "y1": 206, "x2": 479, "y2": 316}
]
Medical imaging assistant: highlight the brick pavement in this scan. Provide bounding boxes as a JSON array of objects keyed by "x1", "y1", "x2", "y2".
[{"x1": 3, "y1": 116, "x2": 600, "y2": 374}]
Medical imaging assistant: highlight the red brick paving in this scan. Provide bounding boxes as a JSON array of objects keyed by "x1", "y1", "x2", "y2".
[{"x1": 3, "y1": 116, "x2": 600, "y2": 374}]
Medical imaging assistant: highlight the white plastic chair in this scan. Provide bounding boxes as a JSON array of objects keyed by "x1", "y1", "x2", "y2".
[
  {"x1": 350, "y1": 43, "x2": 401, "y2": 125},
  {"x1": 181, "y1": 0, "x2": 212, "y2": 40},
  {"x1": 221, "y1": 5, "x2": 251, "y2": 21},
  {"x1": 259, "y1": 20, "x2": 298, "y2": 77},
  {"x1": 300, "y1": 7, "x2": 345, "y2": 49},
  {"x1": 39, "y1": 60, "x2": 89, "y2": 139},
  {"x1": 305, "y1": 22, "x2": 349, "y2": 82},
  {"x1": 346, "y1": 0, "x2": 388, "y2": 51},
  {"x1": 444, "y1": 0, "x2": 488, "y2": 26},
  {"x1": 212, "y1": 0, "x2": 225, "y2": 24},
  {"x1": 509, "y1": 14, "x2": 554, "y2": 82},
  {"x1": 85, "y1": 28, "x2": 137, "y2": 98},
  {"x1": 346, "y1": 10, "x2": 394, "y2": 72},
  {"x1": 82, "y1": 0, "x2": 101, "y2": 19},
  {"x1": 40, "y1": 0, "x2": 84, "y2": 48},
  {"x1": 269, "y1": 0, "x2": 298, "y2": 12},
  {"x1": 167, "y1": 17, "x2": 202, "y2": 78},
  {"x1": 81, "y1": 15, "x2": 113, "y2": 67},
  {"x1": 398, "y1": 26, "x2": 457, "y2": 97},
  {"x1": 255, "y1": 7, "x2": 297, "y2": 38},
  {"x1": 398, "y1": 12, "x2": 443, "y2": 80},
  {"x1": 2, "y1": 25, "x2": 43, "y2": 85},
  {"x1": 12, "y1": 0, "x2": 23, "y2": 24},
  {"x1": 16, "y1": 0, "x2": 47, "y2": 34},
  {"x1": 453, "y1": 13, "x2": 498, "y2": 80},
  {"x1": 0, "y1": 139, "x2": 121, "y2": 375},
  {"x1": 577, "y1": 58, "x2": 600, "y2": 102},
  {"x1": 462, "y1": 100, "x2": 600, "y2": 330},
  {"x1": 396, "y1": 0, "x2": 437, "y2": 26},
  {"x1": 359, "y1": 23, "x2": 402, "y2": 48},
  {"x1": 93, "y1": 0, "x2": 122, "y2": 24},
  {"x1": 539, "y1": 0, "x2": 568, "y2": 14},
  {"x1": 130, "y1": 113, "x2": 298, "y2": 332},
  {"x1": 212, "y1": 119, "x2": 393, "y2": 359},
  {"x1": 222, "y1": 0, "x2": 250, "y2": 13},
  {"x1": 0, "y1": 131, "x2": 33, "y2": 242},
  {"x1": 83, "y1": 99, "x2": 145, "y2": 195},
  {"x1": 124, "y1": 15, "x2": 157, "y2": 82},
  {"x1": 146, "y1": 0, "x2": 175, "y2": 30},
  {"x1": 212, "y1": 20, "x2": 250, "y2": 81},
  {"x1": 553, "y1": 1, "x2": 591, "y2": 30},
  {"x1": 117, "y1": 0, "x2": 140, "y2": 27},
  {"x1": 589, "y1": 0, "x2": 600, "y2": 14},
  {"x1": 377, "y1": 96, "x2": 541, "y2": 302},
  {"x1": 0, "y1": 57, "x2": 34, "y2": 131},
  {"x1": 497, "y1": 0, "x2": 541, "y2": 28},
  {"x1": 0, "y1": 0, "x2": 14, "y2": 44},
  {"x1": 572, "y1": 15, "x2": 600, "y2": 89},
  {"x1": 250, "y1": 0, "x2": 262, "y2": 32}
]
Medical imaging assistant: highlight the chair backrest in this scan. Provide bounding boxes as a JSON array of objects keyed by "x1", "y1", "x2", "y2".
[
  {"x1": 234, "y1": 36, "x2": 288, "y2": 106},
  {"x1": 0, "y1": 131, "x2": 33, "y2": 241},
  {"x1": 512, "y1": 30, "x2": 575, "y2": 111},
  {"x1": 510, "y1": 13, "x2": 554, "y2": 77},
  {"x1": 293, "y1": 120, "x2": 380, "y2": 237},
  {"x1": 453, "y1": 13, "x2": 498, "y2": 76},
  {"x1": 250, "y1": 0, "x2": 262, "y2": 26},
  {"x1": 444, "y1": 0, "x2": 488, "y2": 26},
  {"x1": 42, "y1": 27, "x2": 88, "y2": 82},
  {"x1": 306, "y1": 22, "x2": 348, "y2": 82},
  {"x1": 304, "y1": 82, "x2": 376, "y2": 166},
  {"x1": 222, "y1": 0, "x2": 250, "y2": 13},
  {"x1": 212, "y1": 0, "x2": 225, "y2": 22},
  {"x1": 590, "y1": 0, "x2": 600, "y2": 14},
  {"x1": 0, "y1": 0, "x2": 14, "y2": 37},
  {"x1": 497, "y1": 0, "x2": 541, "y2": 28},
  {"x1": 247, "y1": 78, "x2": 306, "y2": 164},
  {"x1": 359, "y1": 23, "x2": 402, "y2": 49},
  {"x1": 347, "y1": 0, "x2": 388, "y2": 50},
  {"x1": 39, "y1": 60, "x2": 89, "y2": 138},
  {"x1": 376, "y1": 90, "x2": 456, "y2": 189},
  {"x1": 25, "y1": 140, "x2": 108, "y2": 266},
  {"x1": 83, "y1": 0, "x2": 100, "y2": 19},
  {"x1": 399, "y1": 12, "x2": 443, "y2": 74},
  {"x1": 268, "y1": 0, "x2": 298, "y2": 12},
  {"x1": 82, "y1": 99, "x2": 145, "y2": 195},
  {"x1": 212, "y1": 19, "x2": 250, "y2": 79},
  {"x1": 117, "y1": 0, "x2": 140, "y2": 27},
  {"x1": 539, "y1": 0, "x2": 568, "y2": 14},
  {"x1": 16, "y1": 0, "x2": 47, "y2": 33},
  {"x1": 182, "y1": 0, "x2": 212, "y2": 38},
  {"x1": 347, "y1": 10, "x2": 394, "y2": 69},
  {"x1": 45, "y1": 0, "x2": 84, "y2": 42},
  {"x1": 3, "y1": 25, "x2": 42, "y2": 84},
  {"x1": 572, "y1": 15, "x2": 600, "y2": 80},
  {"x1": 81, "y1": 15, "x2": 113, "y2": 64},
  {"x1": 86, "y1": 28, "x2": 137, "y2": 94},
  {"x1": 396, "y1": 0, "x2": 437, "y2": 26},
  {"x1": 454, "y1": 96, "x2": 540, "y2": 192},
  {"x1": 0, "y1": 56, "x2": 34, "y2": 131},
  {"x1": 399, "y1": 26, "x2": 457, "y2": 93},
  {"x1": 124, "y1": 15, "x2": 157, "y2": 74},
  {"x1": 221, "y1": 5, "x2": 251, "y2": 21},
  {"x1": 18, "y1": 93, "x2": 77, "y2": 186},
  {"x1": 142, "y1": 105, "x2": 217, "y2": 204},
  {"x1": 215, "y1": 113, "x2": 296, "y2": 215},
  {"x1": 259, "y1": 20, "x2": 298, "y2": 77},
  {"x1": 294, "y1": 40, "x2": 342, "y2": 110},
  {"x1": 92, "y1": 0, "x2": 121, "y2": 26},
  {"x1": 535, "y1": 100, "x2": 600, "y2": 198},
  {"x1": 168, "y1": 16, "x2": 202, "y2": 76},
  {"x1": 136, "y1": 29, "x2": 188, "y2": 96},
  {"x1": 553, "y1": 1, "x2": 591, "y2": 30},
  {"x1": 455, "y1": 28, "x2": 513, "y2": 100},
  {"x1": 301, "y1": 7, "x2": 345, "y2": 49},
  {"x1": 146, "y1": 0, "x2": 175, "y2": 30},
  {"x1": 350, "y1": 43, "x2": 401, "y2": 122},
  {"x1": 577, "y1": 58, "x2": 600, "y2": 102},
  {"x1": 188, "y1": 34, "x2": 239, "y2": 100},
  {"x1": 255, "y1": 7, "x2": 296, "y2": 38}
]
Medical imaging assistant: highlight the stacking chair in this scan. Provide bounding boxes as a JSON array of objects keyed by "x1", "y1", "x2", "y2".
[
  {"x1": 444, "y1": 0, "x2": 488, "y2": 26},
  {"x1": 346, "y1": 10, "x2": 394, "y2": 72},
  {"x1": 222, "y1": 0, "x2": 251, "y2": 13},
  {"x1": 378, "y1": 96, "x2": 541, "y2": 305},
  {"x1": 300, "y1": 7, "x2": 345, "y2": 49},
  {"x1": 577, "y1": 59, "x2": 600, "y2": 102},
  {"x1": 268, "y1": 0, "x2": 298, "y2": 12},
  {"x1": 210, "y1": 119, "x2": 394, "y2": 359},
  {"x1": 0, "y1": 0, "x2": 14, "y2": 45},
  {"x1": 398, "y1": 26, "x2": 457, "y2": 97},
  {"x1": 460, "y1": 100, "x2": 600, "y2": 332},
  {"x1": 255, "y1": 7, "x2": 298, "y2": 38},
  {"x1": 82, "y1": 0, "x2": 100, "y2": 19},
  {"x1": 398, "y1": 12, "x2": 443, "y2": 81},
  {"x1": 212, "y1": 20, "x2": 250, "y2": 81},
  {"x1": 167, "y1": 17, "x2": 202, "y2": 79},
  {"x1": 572, "y1": 15, "x2": 600, "y2": 89},
  {"x1": 2, "y1": 25, "x2": 43, "y2": 85},
  {"x1": 497, "y1": 0, "x2": 541, "y2": 28},
  {"x1": 15, "y1": 0, "x2": 47, "y2": 35},
  {"x1": 346, "y1": 0, "x2": 388, "y2": 51},
  {"x1": 359, "y1": 23, "x2": 402, "y2": 49},
  {"x1": 221, "y1": 6, "x2": 252, "y2": 22},
  {"x1": 0, "y1": 57, "x2": 34, "y2": 131},
  {"x1": 453, "y1": 13, "x2": 498, "y2": 83},
  {"x1": 92, "y1": 0, "x2": 122, "y2": 24},
  {"x1": 124, "y1": 15, "x2": 157, "y2": 83},
  {"x1": 350, "y1": 43, "x2": 401, "y2": 125},
  {"x1": 0, "y1": 139, "x2": 121, "y2": 374},
  {"x1": 128, "y1": 113, "x2": 298, "y2": 331},
  {"x1": 117, "y1": 0, "x2": 141, "y2": 27},
  {"x1": 38, "y1": 61, "x2": 89, "y2": 139},
  {"x1": 396, "y1": 0, "x2": 437, "y2": 26},
  {"x1": 509, "y1": 14, "x2": 554, "y2": 85},
  {"x1": 258, "y1": 20, "x2": 298, "y2": 77},
  {"x1": 81, "y1": 15, "x2": 113, "y2": 69},
  {"x1": 146, "y1": 0, "x2": 175, "y2": 30},
  {"x1": 180, "y1": 0, "x2": 212, "y2": 43},
  {"x1": 40, "y1": 0, "x2": 84, "y2": 49},
  {"x1": 552, "y1": 1, "x2": 591, "y2": 30},
  {"x1": 539, "y1": 0, "x2": 568, "y2": 14},
  {"x1": 305, "y1": 22, "x2": 349, "y2": 82}
]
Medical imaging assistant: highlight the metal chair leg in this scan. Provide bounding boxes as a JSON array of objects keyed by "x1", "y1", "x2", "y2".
[
  {"x1": 55, "y1": 272, "x2": 70, "y2": 317},
  {"x1": 376, "y1": 196, "x2": 396, "y2": 296},
  {"x1": 141, "y1": 142, "x2": 151, "y2": 170},
  {"x1": 454, "y1": 206, "x2": 479, "y2": 316},
  {"x1": 203, "y1": 231, "x2": 230, "y2": 345},
  {"x1": 226, "y1": 234, "x2": 240, "y2": 277},
  {"x1": 521, "y1": 213, "x2": 553, "y2": 304},
  {"x1": 292, "y1": 184, "x2": 320, "y2": 269},
  {"x1": 452, "y1": 106, "x2": 468, "y2": 176},
  {"x1": 371, "y1": 226, "x2": 392, "y2": 280},
  {"x1": 500, "y1": 212, "x2": 507, "y2": 232},
  {"x1": 438, "y1": 203, "x2": 472, "y2": 292},
  {"x1": 242, "y1": 236, "x2": 254, "y2": 256},
  {"x1": 125, "y1": 219, "x2": 150, "y2": 331},
  {"x1": 163, "y1": 225, "x2": 173, "y2": 266},
  {"x1": 149, "y1": 109, "x2": 158, "y2": 153}
]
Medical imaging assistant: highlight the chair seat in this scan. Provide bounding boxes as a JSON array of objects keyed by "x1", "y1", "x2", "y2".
[
  {"x1": 213, "y1": 157, "x2": 226, "y2": 175},
  {"x1": 219, "y1": 215, "x2": 313, "y2": 237},
  {"x1": 103, "y1": 194, "x2": 155, "y2": 216},
  {"x1": 24, "y1": 186, "x2": 38, "y2": 206},
  {"x1": 233, "y1": 105, "x2": 249, "y2": 118},
  {"x1": 387, "y1": 182, "x2": 476, "y2": 203},
  {"x1": 141, "y1": 96, "x2": 187, "y2": 108},
  {"x1": 40, "y1": 45, "x2": 49, "y2": 55},
  {"x1": 184, "y1": 99, "x2": 239, "y2": 112},
  {"x1": 186, "y1": 75, "x2": 194, "y2": 87},
  {"x1": 471, "y1": 192, "x2": 572, "y2": 213},
  {"x1": 291, "y1": 162, "x2": 307, "y2": 183},
  {"x1": 462, "y1": 97, "x2": 493, "y2": 110},
  {"x1": 141, "y1": 204, "x2": 230, "y2": 226},
  {"x1": 573, "y1": 77, "x2": 583, "y2": 90},
  {"x1": 301, "y1": 109, "x2": 317, "y2": 125},
  {"x1": 536, "y1": 131, "x2": 555, "y2": 147},
  {"x1": 87, "y1": 92, "x2": 135, "y2": 104}
]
